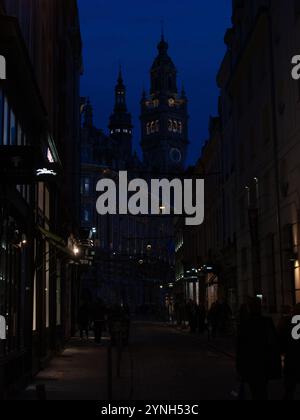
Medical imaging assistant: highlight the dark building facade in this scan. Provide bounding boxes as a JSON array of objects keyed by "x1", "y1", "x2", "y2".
[
  {"x1": 0, "y1": 0, "x2": 82, "y2": 397},
  {"x1": 176, "y1": 0, "x2": 300, "y2": 317}
]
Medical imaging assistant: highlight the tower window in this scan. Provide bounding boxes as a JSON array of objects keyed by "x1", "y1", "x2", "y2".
[{"x1": 146, "y1": 123, "x2": 150, "y2": 135}]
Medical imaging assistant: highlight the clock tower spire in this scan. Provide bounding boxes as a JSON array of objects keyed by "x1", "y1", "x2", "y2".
[
  {"x1": 109, "y1": 68, "x2": 133, "y2": 162},
  {"x1": 141, "y1": 36, "x2": 189, "y2": 174}
]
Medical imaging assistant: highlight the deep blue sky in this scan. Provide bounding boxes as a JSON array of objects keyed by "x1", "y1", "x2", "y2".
[{"x1": 78, "y1": 0, "x2": 232, "y2": 165}]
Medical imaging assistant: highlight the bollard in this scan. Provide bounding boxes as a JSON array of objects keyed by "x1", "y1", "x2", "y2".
[
  {"x1": 107, "y1": 341, "x2": 112, "y2": 401},
  {"x1": 116, "y1": 331, "x2": 122, "y2": 378}
]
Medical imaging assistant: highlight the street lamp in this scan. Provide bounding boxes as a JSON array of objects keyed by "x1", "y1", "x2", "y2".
[
  {"x1": 73, "y1": 246, "x2": 80, "y2": 256},
  {"x1": 21, "y1": 234, "x2": 27, "y2": 246}
]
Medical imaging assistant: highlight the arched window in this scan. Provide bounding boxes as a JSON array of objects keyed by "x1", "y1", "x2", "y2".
[
  {"x1": 168, "y1": 120, "x2": 173, "y2": 132},
  {"x1": 151, "y1": 121, "x2": 155, "y2": 133},
  {"x1": 173, "y1": 121, "x2": 178, "y2": 133}
]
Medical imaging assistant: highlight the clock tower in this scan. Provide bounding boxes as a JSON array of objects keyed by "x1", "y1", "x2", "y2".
[{"x1": 140, "y1": 35, "x2": 189, "y2": 174}]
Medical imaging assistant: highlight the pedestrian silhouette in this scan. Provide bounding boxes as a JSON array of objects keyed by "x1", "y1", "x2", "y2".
[
  {"x1": 78, "y1": 302, "x2": 90, "y2": 340},
  {"x1": 236, "y1": 297, "x2": 282, "y2": 400},
  {"x1": 92, "y1": 299, "x2": 106, "y2": 344}
]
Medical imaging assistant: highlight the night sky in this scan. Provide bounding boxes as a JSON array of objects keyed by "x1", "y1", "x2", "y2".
[{"x1": 78, "y1": 0, "x2": 232, "y2": 166}]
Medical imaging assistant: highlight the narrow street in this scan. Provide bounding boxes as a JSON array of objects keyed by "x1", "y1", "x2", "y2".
[
  {"x1": 19, "y1": 322, "x2": 237, "y2": 401},
  {"x1": 127, "y1": 322, "x2": 236, "y2": 401}
]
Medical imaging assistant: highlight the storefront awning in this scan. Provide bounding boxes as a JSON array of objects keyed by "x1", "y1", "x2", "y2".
[{"x1": 37, "y1": 226, "x2": 79, "y2": 261}]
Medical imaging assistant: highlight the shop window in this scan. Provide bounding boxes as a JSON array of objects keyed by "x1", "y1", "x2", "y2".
[
  {"x1": 0, "y1": 216, "x2": 23, "y2": 356},
  {"x1": 0, "y1": 90, "x2": 3, "y2": 144},
  {"x1": 32, "y1": 240, "x2": 37, "y2": 332},
  {"x1": 3, "y1": 96, "x2": 8, "y2": 145},
  {"x1": 45, "y1": 242, "x2": 50, "y2": 328},
  {"x1": 10, "y1": 110, "x2": 16, "y2": 145},
  {"x1": 56, "y1": 261, "x2": 61, "y2": 326}
]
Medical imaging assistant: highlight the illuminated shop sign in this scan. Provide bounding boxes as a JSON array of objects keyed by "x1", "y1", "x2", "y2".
[{"x1": 36, "y1": 168, "x2": 57, "y2": 177}]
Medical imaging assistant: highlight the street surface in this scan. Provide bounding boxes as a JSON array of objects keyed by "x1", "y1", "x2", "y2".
[{"x1": 18, "y1": 321, "x2": 296, "y2": 401}]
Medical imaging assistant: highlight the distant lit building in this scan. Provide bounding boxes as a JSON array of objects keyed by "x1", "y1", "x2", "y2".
[{"x1": 80, "y1": 36, "x2": 188, "y2": 308}]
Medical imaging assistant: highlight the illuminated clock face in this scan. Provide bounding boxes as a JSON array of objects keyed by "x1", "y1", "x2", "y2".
[
  {"x1": 168, "y1": 98, "x2": 175, "y2": 107},
  {"x1": 170, "y1": 148, "x2": 182, "y2": 163}
]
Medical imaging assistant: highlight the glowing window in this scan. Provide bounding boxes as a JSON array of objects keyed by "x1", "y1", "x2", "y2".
[{"x1": 47, "y1": 148, "x2": 55, "y2": 163}]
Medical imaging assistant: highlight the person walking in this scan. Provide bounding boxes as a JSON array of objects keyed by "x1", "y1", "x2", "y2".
[
  {"x1": 93, "y1": 299, "x2": 106, "y2": 344},
  {"x1": 208, "y1": 302, "x2": 219, "y2": 339},
  {"x1": 278, "y1": 303, "x2": 300, "y2": 400},
  {"x1": 236, "y1": 297, "x2": 282, "y2": 400},
  {"x1": 78, "y1": 301, "x2": 90, "y2": 340}
]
